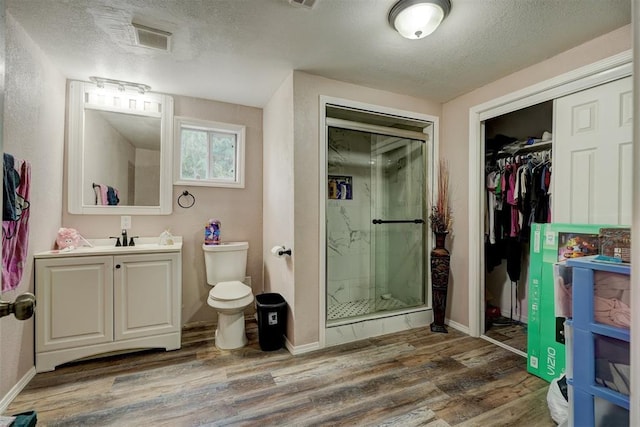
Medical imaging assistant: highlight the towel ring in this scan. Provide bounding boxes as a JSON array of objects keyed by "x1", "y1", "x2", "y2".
[{"x1": 177, "y1": 190, "x2": 195, "y2": 209}]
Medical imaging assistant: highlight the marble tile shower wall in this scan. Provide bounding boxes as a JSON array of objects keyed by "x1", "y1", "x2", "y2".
[{"x1": 327, "y1": 128, "x2": 373, "y2": 307}]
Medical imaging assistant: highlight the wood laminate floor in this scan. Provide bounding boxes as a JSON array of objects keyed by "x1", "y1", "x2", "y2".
[
  {"x1": 484, "y1": 322, "x2": 528, "y2": 354},
  {"x1": 6, "y1": 321, "x2": 554, "y2": 426}
]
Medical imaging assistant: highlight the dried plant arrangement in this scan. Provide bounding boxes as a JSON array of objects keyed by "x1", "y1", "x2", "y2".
[{"x1": 429, "y1": 159, "x2": 453, "y2": 233}]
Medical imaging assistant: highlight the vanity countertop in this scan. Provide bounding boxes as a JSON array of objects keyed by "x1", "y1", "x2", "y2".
[{"x1": 34, "y1": 237, "x2": 183, "y2": 258}]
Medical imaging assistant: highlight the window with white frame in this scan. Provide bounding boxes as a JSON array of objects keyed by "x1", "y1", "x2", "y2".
[{"x1": 174, "y1": 117, "x2": 245, "y2": 188}]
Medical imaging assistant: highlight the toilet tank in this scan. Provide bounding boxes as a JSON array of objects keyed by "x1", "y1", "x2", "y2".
[{"x1": 202, "y1": 242, "x2": 249, "y2": 285}]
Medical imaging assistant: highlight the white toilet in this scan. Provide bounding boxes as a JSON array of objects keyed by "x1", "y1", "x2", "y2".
[{"x1": 202, "y1": 241, "x2": 254, "y2": 350}]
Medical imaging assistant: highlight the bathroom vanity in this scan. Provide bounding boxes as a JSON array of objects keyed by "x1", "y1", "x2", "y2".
[{"x1": 34, "y1": 238, "x2": 182, "y2": 372}]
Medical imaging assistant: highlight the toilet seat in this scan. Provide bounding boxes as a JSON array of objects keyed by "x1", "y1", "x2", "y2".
[
  {"x1": 209, "y1": 281, "x2": 252, "y2": 301},
  {"x1": 207, "y1": 281, "x2": 254, "y2": 318}
]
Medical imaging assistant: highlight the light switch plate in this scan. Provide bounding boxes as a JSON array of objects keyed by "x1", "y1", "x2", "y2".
[{"x1": 121, "y1": 216, "x2": 132, "y2": 230}]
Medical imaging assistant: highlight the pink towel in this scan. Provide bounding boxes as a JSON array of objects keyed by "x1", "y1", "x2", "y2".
[
  {"x1": 2, "y1": 158, "x2": 31, "y2": 291},
  {"x1": 99, "y1": 184, "x2": 109, "y2": 206}
]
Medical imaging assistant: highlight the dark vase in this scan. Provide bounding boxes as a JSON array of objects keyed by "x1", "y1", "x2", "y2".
[{"x1": 430, "y1": 231, "x2": 450, "y2": 333}]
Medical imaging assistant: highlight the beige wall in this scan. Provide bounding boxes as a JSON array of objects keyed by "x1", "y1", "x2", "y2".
[
  {"x1": 1, "y1": 12, "x2": 66, "y2": 399},
  {"x1": 262, "y1": 73, "x2": 296, "y2": 341},
  {"x1": 289, "y1": 71, "x2": 441, "y2": 346},
  {"x1": 440, "y1": 24, "x2": 631, "y2": 328},
  {"x1": 62, "y1": 95, "x2": 264, "y2": 326}
]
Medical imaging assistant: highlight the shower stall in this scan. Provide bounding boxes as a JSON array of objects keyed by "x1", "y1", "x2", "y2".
[{"x1": 325, "y1": 115, "x2": 430, "y2": 327}]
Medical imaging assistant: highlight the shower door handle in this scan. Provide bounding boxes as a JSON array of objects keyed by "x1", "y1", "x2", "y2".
[{"x1": 372, "y1": 219, "x2": 424, "y2": 224}]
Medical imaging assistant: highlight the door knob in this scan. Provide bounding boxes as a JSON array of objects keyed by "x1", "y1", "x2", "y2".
[{"x1": 0, "y1": 292, "x2": 36, "y2": 320}]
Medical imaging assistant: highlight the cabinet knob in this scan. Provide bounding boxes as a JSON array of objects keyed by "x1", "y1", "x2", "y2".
[{"x1": 115, "y1": 264, "x2": 121, "y2": 269}]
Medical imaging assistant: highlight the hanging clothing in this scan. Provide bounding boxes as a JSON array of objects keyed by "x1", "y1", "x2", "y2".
[
  {"x1": 485, "y1": 168, "x2": 503, "y2": 272},
  {"x1": 484, "y1": 148, "x2": 552, "y2": 275},
  {"x1": 506, "y1": 238, "x2": 522, "y2": 282},
  {"x1": 2, "y1": 155, "x2": 31, "y2": 291},
  {"x1": 504, "y1": 163, "x2": 520, "y2": 238},
  {"x1": 486, "y1": 170, "x2": 497, "y2": 244},
  {"x1": 3, "y1": 153, "x2": 20, "y2": 221},
  {"x1": 534, "y1": 164, "x2": 551, "y2": 223}
]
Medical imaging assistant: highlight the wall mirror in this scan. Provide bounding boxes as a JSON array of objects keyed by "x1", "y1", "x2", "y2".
[{"x1": 67, "y1": 80, "x2": 174, "y2": 215}]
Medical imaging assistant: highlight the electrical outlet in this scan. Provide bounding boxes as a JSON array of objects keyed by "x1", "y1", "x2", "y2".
[{"x1": 121, "y1": 216, "x2": 132, "y2": 230}]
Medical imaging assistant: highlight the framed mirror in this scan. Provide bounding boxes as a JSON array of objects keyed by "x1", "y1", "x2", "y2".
[{"x1": 67, "y1": 80, "x2": 174, "y2": 215}]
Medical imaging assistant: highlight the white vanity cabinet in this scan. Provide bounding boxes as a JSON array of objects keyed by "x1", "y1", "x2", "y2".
[
  {"x1": 36, "y1": 256, "x2": 114, "y2": 354},
  {"x1": 34, "y1": 241, "x2": 182, "y2": 372},
  {"x1": 113, "y1": 253, "x2": 180, "y2": 341}
]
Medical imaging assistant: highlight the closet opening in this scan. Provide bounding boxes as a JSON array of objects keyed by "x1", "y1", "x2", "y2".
[
  {"x1": 468, "y1": 51, "x2": 632, "y2": 373},
  {"x1": 482, "y1": 100, "x2": 553, "y2": 356}
]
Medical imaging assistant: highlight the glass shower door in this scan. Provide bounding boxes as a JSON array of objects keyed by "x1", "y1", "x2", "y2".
[
  {"x1": 326, "y1": 125, "x2": 428, "y2": 323},
  {"x1": 370, "y1": 135, "x2": 426, "y2": 312}
]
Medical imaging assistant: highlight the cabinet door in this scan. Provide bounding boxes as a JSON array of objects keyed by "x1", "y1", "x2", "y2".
[
  {"x1": 553, "y1": 76, "x2": 633, "y2": 225},
  {"x1": 36, "y1": 256, "x2": 113, "y2": 352},
  {"x1": 113, "y1": 253, "x2": 181, "y2": 340}
]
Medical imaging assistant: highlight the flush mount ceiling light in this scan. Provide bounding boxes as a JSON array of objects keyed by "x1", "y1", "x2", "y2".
[
  {"x1": 89, "y1": 76, "x2": 151, "y2": 94},
  {"x1": 389, "y1": 0, "x2": 451, "y2": 40}
]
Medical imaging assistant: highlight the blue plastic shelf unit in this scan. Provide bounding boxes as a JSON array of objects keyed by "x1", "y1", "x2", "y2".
[{"x1": 566, "y1": 257, "x2": 630, "y2": 427}]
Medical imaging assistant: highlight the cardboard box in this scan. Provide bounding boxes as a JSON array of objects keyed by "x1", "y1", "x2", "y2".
[
  {"x1": 527, "y1": 223, "x2": 613, "y2": 382},
  {"x1": 599, "y1": 227, "x2": 631, "y2": 263}
]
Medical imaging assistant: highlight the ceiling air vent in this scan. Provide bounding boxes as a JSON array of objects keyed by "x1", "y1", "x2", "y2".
[
  {"x1": 288, "y1": 0, "x2": 318, "y2": 9},
  {"x1": 132, "y1": 23, "x2": 172, "y2": 52}
]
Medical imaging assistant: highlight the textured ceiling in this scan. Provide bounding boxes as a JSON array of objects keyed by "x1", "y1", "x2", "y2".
[{"x1": 6, "y1": 0, "x2": 631, "y2": 108}]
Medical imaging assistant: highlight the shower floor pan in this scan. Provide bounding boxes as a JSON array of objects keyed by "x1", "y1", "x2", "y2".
[{"x1": 327, "y1": 297, "x2": 407, "y2": 321}]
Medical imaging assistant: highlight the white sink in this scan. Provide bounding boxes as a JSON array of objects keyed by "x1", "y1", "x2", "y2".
[{"x1": 34, "y1": 237, "x2": 183, "y2": 258}]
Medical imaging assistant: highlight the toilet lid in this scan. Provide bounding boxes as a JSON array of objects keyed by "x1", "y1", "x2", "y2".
[{"x1": 210, "y1": 281, "x2": 252, "y2": 301}]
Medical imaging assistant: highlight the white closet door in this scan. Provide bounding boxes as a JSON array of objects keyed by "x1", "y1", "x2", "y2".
[{"x1": 553, "y1": 76, "x2": 633, "y2": 225}]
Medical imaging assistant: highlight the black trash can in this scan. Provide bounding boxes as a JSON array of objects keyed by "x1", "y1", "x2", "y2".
[{"x1": 255, "y1": 293, "x2": 287, "y2": 351}]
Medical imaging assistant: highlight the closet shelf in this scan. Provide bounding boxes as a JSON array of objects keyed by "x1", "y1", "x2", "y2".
[
  {"x1": 494, "y1": 140, "x2": 553, "y2": 157},
  {"x1": 513, "y1": 140, "x2": 552, "y2": 153}
]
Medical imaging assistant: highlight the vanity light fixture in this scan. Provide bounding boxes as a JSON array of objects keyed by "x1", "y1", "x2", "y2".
[
  {"x1": 89, "y1": 76, "x2": 151, "y2": 94},
  {"x1": 388, "y1": 0, "x2": 451, "y2": 39}
]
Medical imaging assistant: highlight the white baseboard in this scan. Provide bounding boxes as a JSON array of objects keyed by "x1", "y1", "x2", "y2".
[
  {"x1": 0, "y1": 367, "x2": 35, "y2": 414},
  {"x1": 445, "y1": 318, "x2": 470, "y2": 335},
  {"x1": 284, "y1": 337, "x2": 320, "y2": 355}
]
